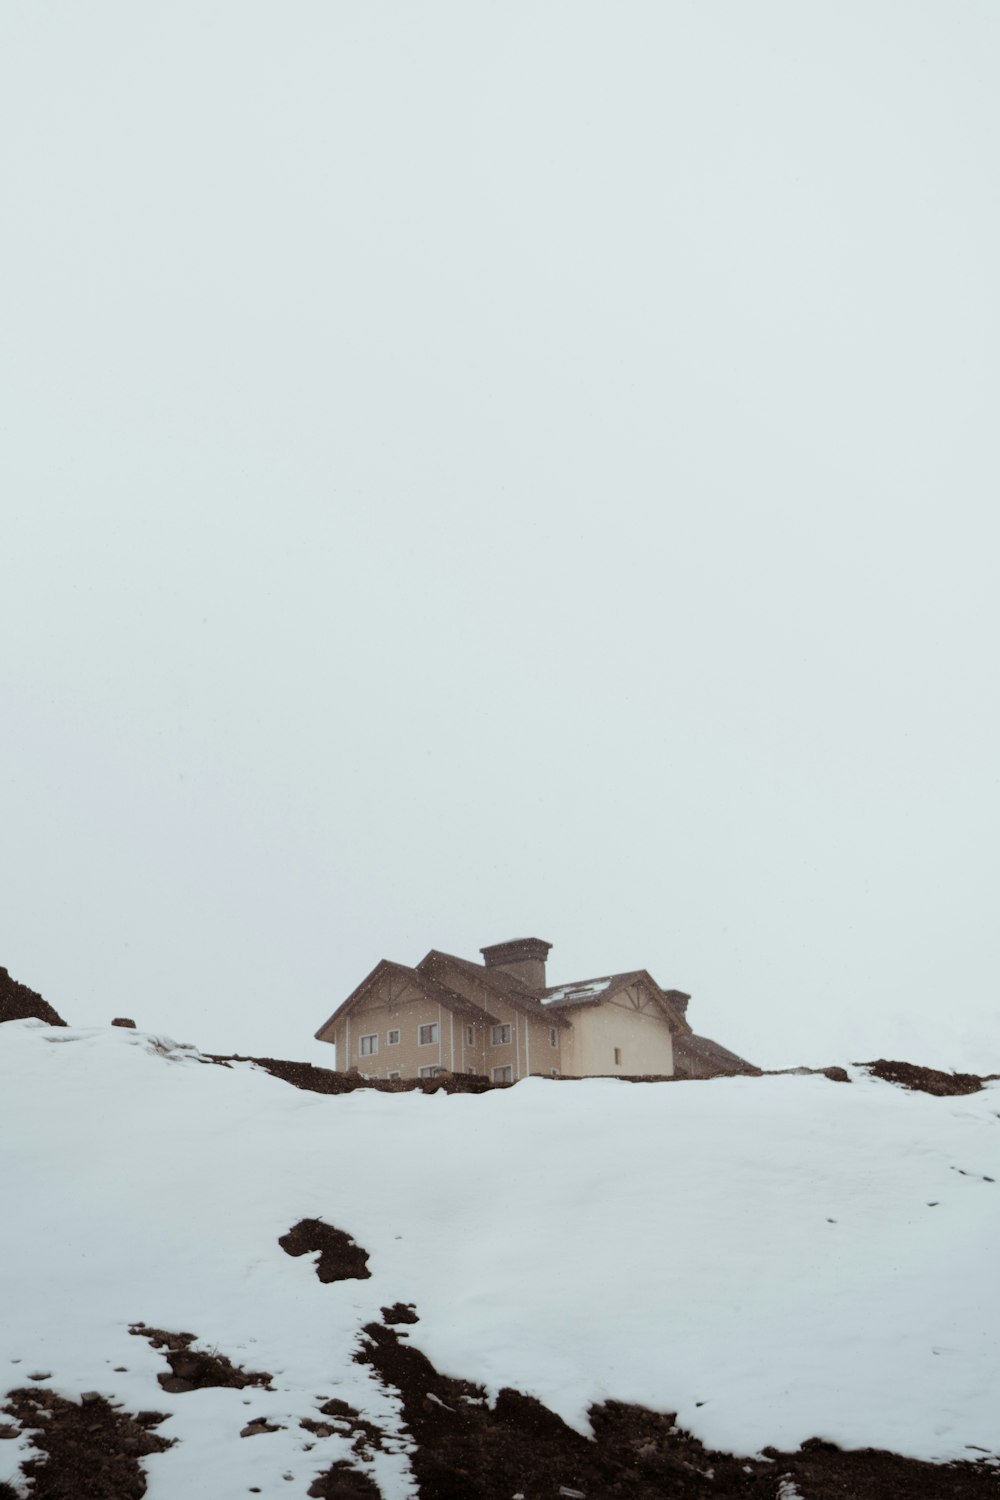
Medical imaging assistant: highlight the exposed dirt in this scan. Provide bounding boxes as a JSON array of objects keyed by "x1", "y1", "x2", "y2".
[
  {"x1": 6, "y1": 1276, "x2": 998, "y2": 1499},
  {"x1": 311, "y1": 1398, "x2": 386, "y2": 1456},
  {"x1": 240, "y1": 1417, "x2": 284, "y2": 1437},
  {"x1": 128, "y1": 1324, "x2": 273, "y2": 1393},
  {"x1": 859, "y1": 1059, "x2": 992, "y2": 1096},
  {"x1": 306, "y1": 1459, "x2": 382, "y2": 1499},
  {"x1": 0, "y1": 966, "x2": 66, "y2": 1027},
  {"x1": 1, "y1": 1387, "x2": 172, "y2": 1500},
  {"x1": 208, "y1": 1053, "x2": 498, "y2": 1094},
  {"x1": 382, "y1": 1302, "x2": 419, "y2": 1325},
  {"x1": 357, "y1": 1319, "x2": 1000, "y2": 1500},
  {"x1": 279, "y1": 1219, "x2": 372, "y2": 1282},
  {"x1": 205, "y1": 1047, "x2": 1000, "y2": 1102}
]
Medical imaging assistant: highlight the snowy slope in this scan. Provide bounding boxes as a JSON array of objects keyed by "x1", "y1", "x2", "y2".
[{"x1": 1, "y1": 1019, "x2": 999, "y2": 1500}]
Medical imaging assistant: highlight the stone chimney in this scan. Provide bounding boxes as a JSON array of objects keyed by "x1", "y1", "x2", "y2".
[{"x1": 480, "y1": 937, "x2": 552, "y2": 992}]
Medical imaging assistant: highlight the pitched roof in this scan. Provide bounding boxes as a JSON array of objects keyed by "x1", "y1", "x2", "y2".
[
  {"x1": 543, "y1": 971, "x2": 641, "y2": 1008},
  {"x1": 544, "y1": 970, "x2": 693, "y2": 1034},
  {"x1": 674, "y1": 1033, "x2": 759, "y2": 1077},
  {"x1": 416, "y1": 950, "x2": 573, "y2": 1028},
  {"x1": 314, "y1": 959, "x2": 497, "y2": 1040}
]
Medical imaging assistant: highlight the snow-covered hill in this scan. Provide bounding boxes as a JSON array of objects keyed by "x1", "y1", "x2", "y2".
[{"x1": 2, "y1": 1019, "x2": 998, "y2": 1500}]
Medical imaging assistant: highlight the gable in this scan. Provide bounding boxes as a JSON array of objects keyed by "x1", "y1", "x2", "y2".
[
  {"x1": 314, "y1": 959, "x2": 495, "y2": 1042},
  {"x1": 545, "y1": 970, "x2": 691, "y2": 1035}
]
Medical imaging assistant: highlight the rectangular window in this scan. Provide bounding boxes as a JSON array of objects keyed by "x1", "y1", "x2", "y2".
[
  {"x1": 491, "y1": 1023, "x2": 512, "y2": 1046},
  {"x1": 387, "y1": 1029, "x2": 400, "y2": 1045},
  {"x1": 549, "y1": 1028, "x2": 558, "y2": 1047},
  {"x1": 466, "y1": 1025, "x2": 475, "y2": 1046},
  {"x1": 614, "y1": 1047, "x2": 622, "y2": 1066},
  {"x1": 388, "y1": 1071, "x2": 401, "y2": 1081},
  {"x1": 418, "y1": 1023, "x2": 439, "y2": 1046},
  {"x1": 419, "y1": 1065, "x2": 444, "y2": 1078},
  {"x1": 492, "y1": 1065, "x2": 513, "y2": 1084},
  {"x1": 360, "y1": 1034, "x2": 378, "y2": 1057}
]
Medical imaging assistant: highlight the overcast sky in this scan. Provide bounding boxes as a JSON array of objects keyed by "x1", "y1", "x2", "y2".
[{"x1": 2, "y1": 2, "x2": 998, "y2": 1072}]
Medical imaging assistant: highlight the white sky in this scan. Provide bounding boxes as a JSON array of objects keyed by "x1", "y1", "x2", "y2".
[{"x1": 2, "y1": 3, "x2": 998, "y2": 1071}]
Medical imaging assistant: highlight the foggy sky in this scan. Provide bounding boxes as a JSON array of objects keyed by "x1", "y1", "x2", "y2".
[{"x1": 3, "y1": 2, "x2": 998, "y2": 1071}]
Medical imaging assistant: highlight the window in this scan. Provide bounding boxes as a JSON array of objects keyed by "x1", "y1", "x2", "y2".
[
  {"x1": 387, "y1": 1029, "x2": 400, "y2": 1045},
  {"x1": 491, "y1": 1023, "x2": 512, "y2": 1046},
  {"x1": 388, "y1": 1071, "x2": 401, "y2": 1081},
  {"x1": 614, "y1": 1047, "x2": 622, "y2": 1066},
  {"x1": 492, "y1": 1065, "x2": 513, "y2": 1083},
  {"x1": 419, "y1": 1065, "x2": 445, "y2": 1078},
  {"x1": 360, "y1": 1034, "x2": 378, "y2": 1057},
  {"x1": 549, "y1": 1028, "x2": 558, "y2": 1048},
  {"x1": 418, "y1": 1023, "x2": 439, "y2": 1046},
  {"x1": 466, "y1": 1025, "x2": 475, "y2": 1046}
]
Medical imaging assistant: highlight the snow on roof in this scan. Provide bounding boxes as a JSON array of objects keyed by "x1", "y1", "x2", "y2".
[{"x1": 543, "y1": 976, "x2": 613, "y2": 1005}]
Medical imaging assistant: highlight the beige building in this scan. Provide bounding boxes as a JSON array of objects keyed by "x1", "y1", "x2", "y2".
[{"x1": 314, "y1": 937, "x2": 756, "y2": 1083}]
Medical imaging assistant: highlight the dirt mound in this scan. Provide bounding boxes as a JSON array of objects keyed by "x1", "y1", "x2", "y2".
[
  {"x1": 358, "y1": 1319, "x2": 1000, "y2": 1499},
  {"x1": 0, "y1": 966, "x2": 66, "y2": 1027},
  {"x1": 307, "y1": 1459, "x2": 382, "y2": 1498},
  {"x1": 128, "y1": 1325, "x2": 272, "y2": 1393},
  {"x1": 208, "y1": 1053, "x2": 495, "y2": 1094},
  {"x1": 861, "y1": 1059, "x2": 989, "y2": 1096},
  {"x1": 382, "y1": 1302, "x2": 419, "y2": 1324},
  {"x1": 279, "y1": 1219, "x2": 371, "y2": 1282},
  {"x1": 2, "y1": 1387, "x2": 172, "y2": 1500}
]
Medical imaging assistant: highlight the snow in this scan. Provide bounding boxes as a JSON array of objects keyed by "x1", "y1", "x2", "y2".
[
  {"x1": 2, "y1": 1019, "x2": 999, "y2": 1499},
  {"x1": 543, "y1": 978, "x2": 613, "y2": 1004}
]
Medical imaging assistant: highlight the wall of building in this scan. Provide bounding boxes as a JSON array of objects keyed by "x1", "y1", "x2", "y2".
[
  {"x1": 565, "y1": 996, "x2": 675, "y2": 1077},
  {"x1": 324, "y1": 959, "x2": 578, "y2": 1081},
  {"x1": 422, "y1": 957, "x2": 568, "y2": 1082},
  {"x1": 328, "y1": 977, "x2": 458, "y2": 1079},
  {"x1": 524, "y1": 1014, "x2": 564, "y2": 1077}
]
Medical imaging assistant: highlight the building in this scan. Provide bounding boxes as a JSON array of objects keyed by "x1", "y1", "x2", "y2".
[{"x1": 314, "y1": 937, "x2": 756, "y2": 1082}]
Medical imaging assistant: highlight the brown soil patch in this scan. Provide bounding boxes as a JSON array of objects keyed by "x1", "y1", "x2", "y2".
[
  {"x1": 208, "y1": 1054, "x2": 497, "y2": 1095},
  {"x1": 128, "y1": 1324, "x2": 273, "y2": 1392},
  {"x1": 382, "y1": 1302, "x2": 419, "y2": 1324},
  {"x1": 0, "y1": 965, "x2": 67, "y2": 1027},
  {"x1": 279, "y1": 1219, "x2": 371, "y2": 1282},
  {"x1": 2, "y1": 1387, "x2": 172, "y2": 1500},
  {"x1": 308, "y1": 1399, "x2": 385, "y2": 1457},
  {"x1": 240, "y1": 1417, "x2": 283, "y2": 1437},
  {"x1": 860, "y1": 1059, "x2": 989, "y2": 1096},
  {"x1": 205, "y1": 1054, "x2": 871, "y2": 1098},
  {"x1": 307, "y1": 1460, "x2": 382, "y2": 1498},
  {"x1": 357, "y1": 1319, "x2": 1000, "y2": 1500}
]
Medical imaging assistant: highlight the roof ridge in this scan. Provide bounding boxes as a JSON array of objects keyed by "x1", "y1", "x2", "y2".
[
  {"x1": 544, "y1": 969, "x2": 640, "y2": 995},
  {"x1": 421, "y1": 949, "x2": 535, "y2": 994},
  {"x1": 419, "y1": 950, "x2": 571, "y2": 1028}
]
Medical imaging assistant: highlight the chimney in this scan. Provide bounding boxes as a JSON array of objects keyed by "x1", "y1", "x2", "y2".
[{"x1": 480, "y1": 937, "x2": 552, "y2": 992}]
